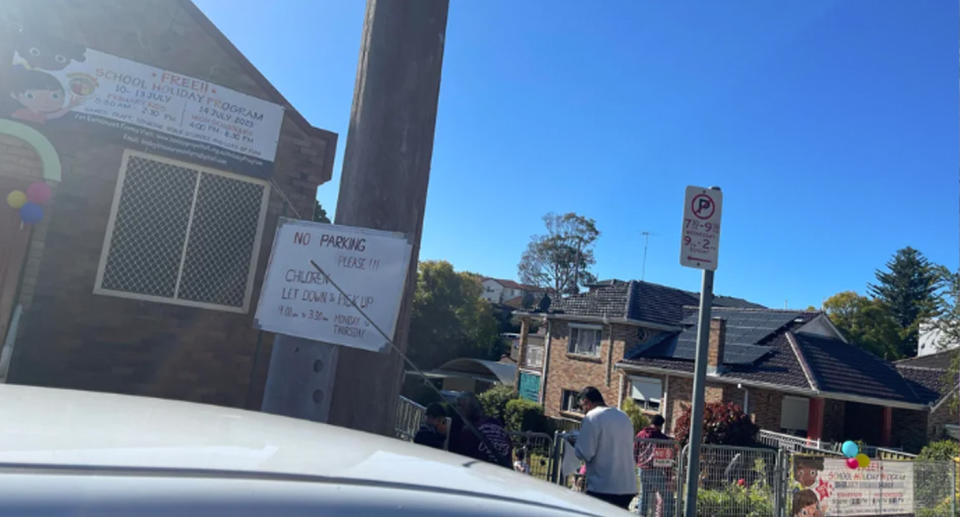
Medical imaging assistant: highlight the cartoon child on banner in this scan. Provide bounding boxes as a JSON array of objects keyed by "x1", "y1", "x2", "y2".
[
  {"x1": 792, "y1": 490, "x2": 824, "y2": 517},
  {"x1": 792, "y1": 457, "x2": 830, "y2": 515},
  {"x1": 8, "y1": 67, "x2": 84, "y2": 123},
  {"x1": 5, "y1": 26, "x2": 91, "y2": 124}
]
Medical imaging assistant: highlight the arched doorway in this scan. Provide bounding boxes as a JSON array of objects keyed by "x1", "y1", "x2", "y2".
[{"x1": 0, "y1": 120, "x2": 60, "y2": 351}]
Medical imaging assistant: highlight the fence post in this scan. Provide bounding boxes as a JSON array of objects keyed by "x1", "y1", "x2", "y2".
[{"x1": 950, "y1": 460, "x2": 960, "y2": 515}]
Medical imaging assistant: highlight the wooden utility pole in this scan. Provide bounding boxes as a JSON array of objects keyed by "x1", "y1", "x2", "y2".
[{"x1": 327, "y1": 0, "x2": 448, "y2": 434}]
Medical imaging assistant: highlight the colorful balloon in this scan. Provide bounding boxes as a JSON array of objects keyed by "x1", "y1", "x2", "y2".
[
  {"x1": 19, "y1": 202, "x2": 43, "y2": 224},
  {"x1": 26, "y1": 182, "x2": 51, "y2": 204},
  {"x1": 841, "y1": 440, "x2": 859, "y2": 458},
  {"x1": 846, "y1": 457, "x2": 859, "y2": 469},
  {"x1": 856, "y1": 453, "x2": 870, "y2": 468},
  {"x1": 6, "y1": 190, "x2": 26, "y2": 209}
]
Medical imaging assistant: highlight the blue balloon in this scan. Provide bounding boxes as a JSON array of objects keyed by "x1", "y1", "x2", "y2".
[
  {"x1": 841, "y1": 440, "x2": 859, "y2": 458},
  {"x1": 19, "y1": 202, "x2": 43, "y2": 224}
]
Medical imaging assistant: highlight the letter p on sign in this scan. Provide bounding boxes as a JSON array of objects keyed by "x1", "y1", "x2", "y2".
[{"x1": 680, "y1": 186, "x2": 722, "y2": 270}]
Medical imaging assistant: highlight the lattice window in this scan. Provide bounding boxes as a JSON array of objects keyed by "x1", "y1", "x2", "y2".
[{"x1": 95, "y1": 150, "x2": 269, "y2": 312}]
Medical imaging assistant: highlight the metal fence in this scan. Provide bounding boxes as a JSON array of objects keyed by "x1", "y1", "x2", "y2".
[
  {"x1": 395, "y1": 395, "x2": 425, "y2": 441},
  {"x1": 394, "y1": 400, "x2": 957, "y2": 516},
  {"x1": 508, "y1": 431, "x2": 555, "y2": 481},
  {"x1": 681, "y1": 443, "x2": 783, "y2": 517},
  {"x1": 635, "y1": 438, "x2": 682, "y2": 517}
]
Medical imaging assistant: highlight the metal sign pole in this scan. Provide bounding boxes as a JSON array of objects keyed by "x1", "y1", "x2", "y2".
[{"x1": 683, "y1": 268, "x2": 714, "y2": 517}]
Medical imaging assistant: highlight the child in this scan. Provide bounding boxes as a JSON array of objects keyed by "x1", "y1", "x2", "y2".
[
  {"x1": 792, "y1": 489, "x2": 823, "y2": 517},
  {"x1": 793, "y1": 456, "x2": 823, "y2": 489},
  {"x1": 9, "y1": 67, "x2": 83, "y2": 124},
  {"x1": 513, "y1": 448, "x2": 530, "y2": 474}
]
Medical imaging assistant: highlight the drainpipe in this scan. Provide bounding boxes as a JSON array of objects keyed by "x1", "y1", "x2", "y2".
[{"x1": 539, "y1": 319, "x2": 552, "y2": 405}]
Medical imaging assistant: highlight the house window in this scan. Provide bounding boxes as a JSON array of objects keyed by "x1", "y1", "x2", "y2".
[
  {"x1": 630, "y1": 376, "x2": 662, "y2": 411},
  {"x1": 780, "y1": 396, "x2": 810, "y2": 434},
  {"x1": 561, "y1": 389, "x2": 581, "y2": 413},
  {"x1": 95, "y1": 150, "x2": 269, "y2": 313},
  {"x1": 523, "y1": 343, "x2": 545, "y2": 369},
  {"x1": 568, "y1": 324, "x2": 602, "y2": 356}
]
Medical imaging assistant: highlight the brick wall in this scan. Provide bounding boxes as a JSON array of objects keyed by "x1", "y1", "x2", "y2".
[
  {"x1": 822, "y1": 398, "x2": 846, "y2": 442},
  {"x1": 544, "y1": 320, "x2": 641, "y2": 419},
  {"x1": 928, "y1": 395, "x2": 957, "y2": 441},
  {"x1": 890, "y1": 408, "x2": 929, "y2": 453},
  {"x1": 4, "y1": 0, "x2": 335, "y2": 409}
]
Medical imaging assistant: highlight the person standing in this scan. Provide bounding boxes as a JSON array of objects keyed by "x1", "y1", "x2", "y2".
[
  {"x1": 635, "y1": 415, "x2": 675, "y2": 516},
  {"x1": 568, "y1": 386, "x2": 637, "y2": 510},
  {"x1": 414, "y1": 402, "x2": 450, "y2": 450},
  {"x1": 449, "y1": 392, "x2": 513, "y2": 468}
]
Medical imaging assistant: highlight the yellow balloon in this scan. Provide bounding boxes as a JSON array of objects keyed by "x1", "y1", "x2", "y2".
[
  {"x1": 6, "y1": 190, "x2": 26, "y2": 209},
  {"x1": 856, "y1": 453, "x2": 870, "y2": 468}
]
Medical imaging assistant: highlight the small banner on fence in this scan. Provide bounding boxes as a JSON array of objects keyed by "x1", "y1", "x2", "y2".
[{"x1": 791, "y1": 456, "x2": 914, "y2": 516}]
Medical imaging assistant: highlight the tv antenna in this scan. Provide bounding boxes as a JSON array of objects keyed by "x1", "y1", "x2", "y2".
[{"x1": 640, "y1": 231, "x2": 657, "y2": 281}]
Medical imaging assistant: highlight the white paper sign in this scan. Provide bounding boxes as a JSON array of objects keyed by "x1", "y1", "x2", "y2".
[
  {"x1": 254, "y1": 218, "x2": 412, "y2": 352},
  {"x1": 680, "y1": 185, "x2": 722, "y2": 270}
]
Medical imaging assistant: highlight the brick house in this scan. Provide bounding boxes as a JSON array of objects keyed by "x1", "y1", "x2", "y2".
[
  {"x1": 0, "y1": 0, "x2": 335, "y2": 408},
  {"x1": 517, "y1": 280, "x2": 949, "y2": 452},
  {"x1": 894, "y1": 349, "x2": 959, "y2": 443},
  {"x1": 514, "y1": 279, "x2": 761, "y2": 423}
]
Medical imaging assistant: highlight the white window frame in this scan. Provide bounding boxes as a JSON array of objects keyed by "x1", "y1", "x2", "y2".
[
  {"x1": 561, "y1": 389, "x2": 582, "y2": 414},
  {"x1": 568, "y1": 323, "x2": 602, "y2": 357},
  {"x1": 93, "y1": 150, "x2": 270, "y2": 313},
  {"x1": 629, "y1": 375, "x2": 663, "y2": 411}
]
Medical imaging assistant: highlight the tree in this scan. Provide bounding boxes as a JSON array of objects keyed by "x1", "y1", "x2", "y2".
[
  {"x1": 518, "y1": 212, "x2": 599, "y2": 295},
  {"x1": 313, "y1": 200, "x2": 331, "y2": 223},
  {"x1": 620, "y1": 398, "x2": 650, "y2": 434},
  {"x1": 477, "y1": 384, "x2": 516, "y2": 422},
  {"x1": 407, "y1": 261, "x2": 504, "y2": 370},
  {"x1": 823, "y1": 291, "x2": 901, "y2": 359},
  {"x1": 932, "y1": 266, "x2": 960, "y2": 348},
  {"x1": 868, "y1": 247, "x2": 942, "y2": 356}
]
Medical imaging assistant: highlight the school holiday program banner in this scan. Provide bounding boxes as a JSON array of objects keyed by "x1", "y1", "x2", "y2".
[
  {"x1": 792, "y1": 456, "x2": 914, "y2": 516},
  {"x1": 6, "y1": 34, "x2": 284, "y2": 178}
]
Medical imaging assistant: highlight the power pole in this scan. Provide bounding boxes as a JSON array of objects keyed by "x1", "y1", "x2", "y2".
[{"x1": 326, "y1": 0, "x2": 449, "y2": 434}]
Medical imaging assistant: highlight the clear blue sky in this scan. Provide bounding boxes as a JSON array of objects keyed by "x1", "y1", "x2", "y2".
[{"x1": 195, "y1": 0, "x2": 958, "y2": 309}]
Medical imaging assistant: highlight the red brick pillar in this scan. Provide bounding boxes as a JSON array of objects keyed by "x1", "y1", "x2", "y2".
[
  {"x1": 807, "y1": 398, "x2": 825, "y2": 441},
  {"x1": 881, "y1": 407, "x2": 893, "y2": 446}
]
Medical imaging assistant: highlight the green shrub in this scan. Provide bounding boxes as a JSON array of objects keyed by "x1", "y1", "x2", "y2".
[
  {"x1": 917, "y1": 440, "x2": 959, "y2": 462},
  {"x1": 477, "y1": 384, "x2": 516, "y2": 422},
  {"x1": 697, "y1": 459, "x2": 773, "y2": 517},
  {"x1": 505, "y1": 398, "x2": 547, "y2": 432},
  {"x1": 620, "y1": 398, "x2": 650, "y2": 434}
]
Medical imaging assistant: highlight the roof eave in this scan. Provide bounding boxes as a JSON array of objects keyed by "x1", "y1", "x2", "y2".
[
  {"x1": 615, "y1": 362, "x2": 930, "y2": 410},
  {"x1": 544, "y1": 313, "x2": 681, "y2": 331}
]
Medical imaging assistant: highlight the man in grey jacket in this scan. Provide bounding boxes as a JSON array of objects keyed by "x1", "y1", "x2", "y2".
[{"x1": 569, "y1": 386, "x2": 637, "y2": 510}]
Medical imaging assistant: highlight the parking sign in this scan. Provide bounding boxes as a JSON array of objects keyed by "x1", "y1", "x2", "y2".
[{"x1": 680, "y1": 186, "x2": 722, "y2": 270}]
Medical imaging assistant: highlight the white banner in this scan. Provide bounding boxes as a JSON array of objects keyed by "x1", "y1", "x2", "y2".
[
  {"x1": 10, "y1": 44, "x2": 283, "y2": 173},
  {"x1": 792, "y1": 457, "x2": 914, "y2": 516},
  {"x1": 254, "y1": 219, "x2": 412, "y2": 353}
]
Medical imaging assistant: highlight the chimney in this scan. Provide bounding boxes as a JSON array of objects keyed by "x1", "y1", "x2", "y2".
[{"x1": 707, "y1": 316, "x2": 726, "y2": 376}]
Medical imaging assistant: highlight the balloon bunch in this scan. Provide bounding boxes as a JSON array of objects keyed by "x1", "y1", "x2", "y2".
[
  {"x1": 6, "y1": 182, "x2": 51, "y2": 224},
  {"x1": 841, "y1": 440, "x2": 871, "y2": 470}
]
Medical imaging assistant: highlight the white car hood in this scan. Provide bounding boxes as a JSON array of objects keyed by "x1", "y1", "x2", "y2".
[{"x1": 0, "y1": 385, "x2": 627, "y2": 515}]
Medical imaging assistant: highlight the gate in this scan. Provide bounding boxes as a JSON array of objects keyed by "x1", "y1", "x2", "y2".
[
  {"x1": 675, "y1": 443, "x2": 783, "y2": 517},
  {"x1": 507, "y1": 431, "x2": 555, "y2": 482}
]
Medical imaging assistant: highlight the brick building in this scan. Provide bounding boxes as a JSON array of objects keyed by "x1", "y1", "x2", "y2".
[
  {"x1": 518, "y1": 279, "x2": 949, "y2": 452},
  {"x1": 0, "y1": 0, "x2": 335, "y2": 408},
  {"x1": 514, "y1": 279, "x2": 761, "y2": 422}
]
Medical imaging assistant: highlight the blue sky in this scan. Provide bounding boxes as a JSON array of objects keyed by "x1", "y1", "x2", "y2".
[{"x1": 195, "y1": 1, "x2": 958, "y2": 309}]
